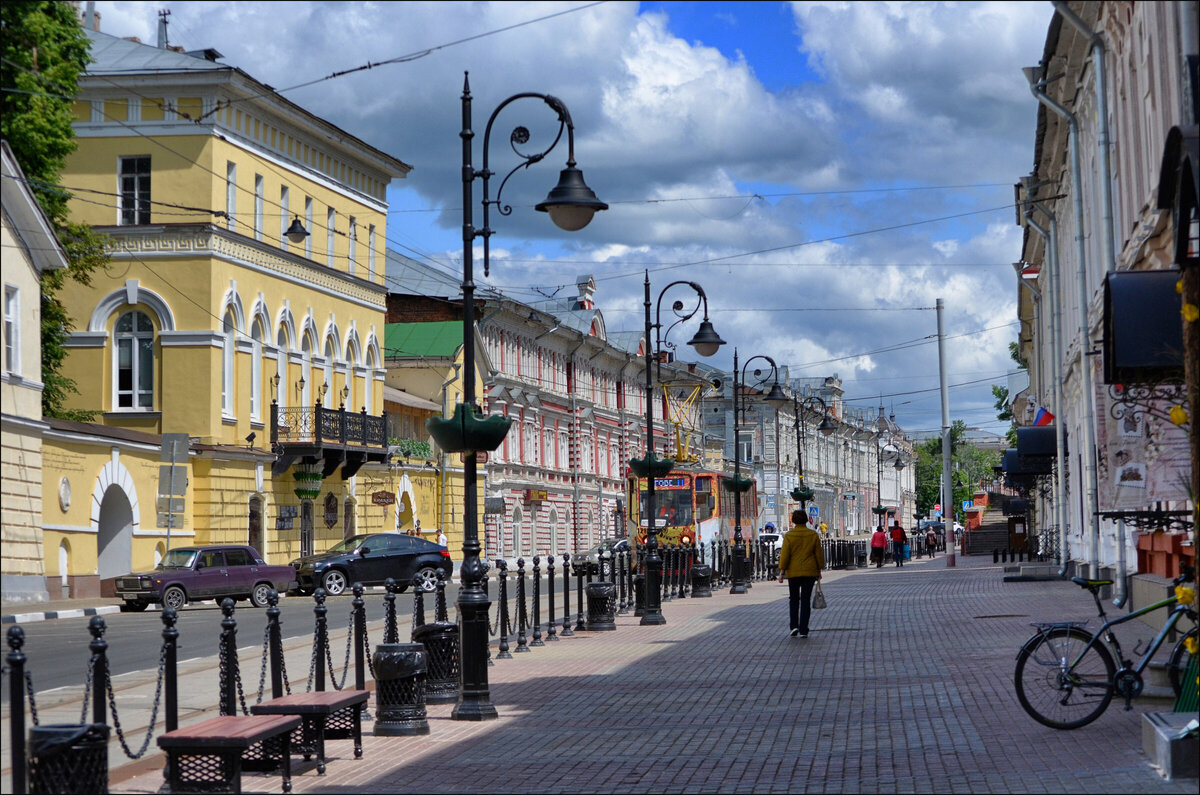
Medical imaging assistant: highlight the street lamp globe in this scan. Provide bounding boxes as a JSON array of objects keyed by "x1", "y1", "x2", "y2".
[
  {"x1": 686, "y1": 319, "x2": 726, "y2": 357},
  {"x1": 535, "y1": 167, "x2": 608, "y2": 230},
  {"x1": 764, "y1": 382, "x2": 790, "y2": 412}
]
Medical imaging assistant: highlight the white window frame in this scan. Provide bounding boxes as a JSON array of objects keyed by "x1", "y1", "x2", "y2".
[
  {"x1": 221, "y1": 310, "x2": 236, "y2": 417},
  {"x1": 250, "y1": 320, "x2": 264, "y2": 422},
  {"x1": 304, "y1": 197, "x2": 314, "y2": 259},
  {"x1": 113, "y1": 310, "x2": 154, "y2": 409},
  {"x1": 118, "y1": 155, "x2": 151, "y2": 225},
  {"x1": 367, "y1": 224, "x2": 376, "y2": 280},
  {"x1": 225, "y1": 162, "x2": 237, "y2": 232},
  {"x1": 279, "y1": 186, "x2": 290, "y2": 251},
  {"x1": 253, "y1": 174, "x2": 264, "y2": 241},
  {"x1": 347, "y1": 216, "x2": 357, "y2": 275},
  {"x1": 326, "y1": 208, "x2": 336, "y2": 267},
  {"x1": 275, "y1": 327, "x2": 288, "y2": 412},
  {"x1": 3, "y1": 285, "x2": 18, "y2": 375}
]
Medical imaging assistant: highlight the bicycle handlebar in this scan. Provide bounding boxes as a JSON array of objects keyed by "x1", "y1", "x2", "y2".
[{"x1": 1173, "y1": 565, "x2": 1195, "y2": 587}]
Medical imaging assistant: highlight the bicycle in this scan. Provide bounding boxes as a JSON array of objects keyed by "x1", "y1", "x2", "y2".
[{"x1": 1013, "y1": 565, "x2": 1197, "y2": 730}]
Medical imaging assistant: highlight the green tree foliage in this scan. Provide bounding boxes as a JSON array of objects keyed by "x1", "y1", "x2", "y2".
[
  {"x1": 913, "y1": 420, "x2": 1000, "y2": 521},
  {"x1": 2, "y1": 1, "x2": 106, "y2": 420}
]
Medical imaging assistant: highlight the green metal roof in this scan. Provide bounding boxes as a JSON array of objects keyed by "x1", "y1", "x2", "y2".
[{"x1": 384, "y1": 322, "x2": 462, "y2": 358}]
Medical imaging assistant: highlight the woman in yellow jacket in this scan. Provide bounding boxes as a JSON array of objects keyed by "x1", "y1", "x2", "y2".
[{"x1": 777, "y1": 509, "x2": 825, "y2": 638}]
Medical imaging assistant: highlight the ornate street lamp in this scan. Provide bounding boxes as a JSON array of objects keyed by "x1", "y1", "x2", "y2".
[
  {"x1": 630, "y1": 272, "x2": 725, "y2": 625},
  {"x1": 427, "y1": 72, "x2": 606, "y2": 722},
  {"x1": 729, "y1": 350, "x2": 788, "y2": 594},
  {"x1": 790, "y1": 394, "x2": 835, "y2": 511}
]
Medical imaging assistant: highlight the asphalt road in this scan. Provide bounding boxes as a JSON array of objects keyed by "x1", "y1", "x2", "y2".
[{"x1": 14, "y1": 587, "x2": 460, "y2": 693}]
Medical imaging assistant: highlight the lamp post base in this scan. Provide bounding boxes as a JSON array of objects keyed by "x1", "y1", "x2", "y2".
[
  {"x1": 451, "y1": 592, "x2": 498, "y2": 721},
  {"x1": 729, "y1": 548, "x2": 747, "y2": 594},
  {"x1": 639, "y1": 563, "x2": 666, "y2": 625}
]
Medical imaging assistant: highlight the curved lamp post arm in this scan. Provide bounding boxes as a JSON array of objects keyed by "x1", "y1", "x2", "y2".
[{"x1": 652, "y1": 279, "x2": 720, "y2": 378}]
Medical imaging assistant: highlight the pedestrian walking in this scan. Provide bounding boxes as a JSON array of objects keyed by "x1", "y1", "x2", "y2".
[
  {"x1": 777, "y1": 509, "x2": 825, "y2": 638},
  {"x1": 926, "y1": 527, "x2": 938, "y2": 558},
  {"x1": 890, "y1": 521, "x2": 907, "y2": 567},
  {"x1": 436, "y1": 528, "x2": 448, "y2": 547},
  {"x1": 870, "y1": 526, "x2": 888, "y2": 568}
]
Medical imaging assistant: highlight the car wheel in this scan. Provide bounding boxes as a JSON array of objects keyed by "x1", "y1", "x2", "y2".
[
  {"x1": 119, "y1": 600, "x2": 149, "y2": 612},
  {"x1": 321, "y1": 569, "x2": 348, "y2": 596},
  {"x1": 413, "y1": 567, "x2": 439, "y2": 592},
  {"x1": 249, "y1": 582, "x2": 272, "y2": 608},
  {"x1": 163, "y1": 586, "x2": 187, "y2": 611}
]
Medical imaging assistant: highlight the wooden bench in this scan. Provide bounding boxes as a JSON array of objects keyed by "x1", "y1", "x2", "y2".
[
  {"x1": 157, "y1": 713, "x2": 301, "y2": 794},
  {"x1": 250, "y1": 690, "x2": 369, "y2": 774}
]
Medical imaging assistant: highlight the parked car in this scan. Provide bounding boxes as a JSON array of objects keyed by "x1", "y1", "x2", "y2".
[
  {"x1": 114, "y1": 545, "x2": 297, "y2": 612},
  {"x1": 290, "y1": 532, "x2": 452, "y2": 596},
  {"x1": 580, "y1": 537, "x2": 631, "y2": 577}
]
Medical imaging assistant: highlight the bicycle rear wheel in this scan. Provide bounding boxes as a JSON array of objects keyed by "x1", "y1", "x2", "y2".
[
  {"x1": 1166, "y1": 627, "x2": 1196, "y2": 698},
  {"x1": 1014, "y1": 627, "x2": 1115, "y2": 729}
]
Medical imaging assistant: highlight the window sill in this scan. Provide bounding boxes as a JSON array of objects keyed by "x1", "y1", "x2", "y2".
[
  {"x1": 104, "y1": 410, "x2": 162, "y2": 419},
  {"x1": 222, "y1": 415, "x2": 238, "y2": 425}
]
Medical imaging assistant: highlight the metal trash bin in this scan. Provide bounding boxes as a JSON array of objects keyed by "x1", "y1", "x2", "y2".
[
  {"x1": 412, "y1": 621, "x2": 459, "y2": 705},
  {"x1": 585, "y1": 581, "x2": 617, "y2": 631},
  {"x1": 690, "y1": 564, "x2": 713, "y2": 597},
  {"x1": 371, "y1": 642, "x2": 429, "y2": 736},
  {"x1": 28, "y1": 724, "x2": 109, "y2": 795}
]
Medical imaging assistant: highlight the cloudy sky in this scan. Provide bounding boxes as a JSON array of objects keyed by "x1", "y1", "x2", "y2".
[{"x1": 93, "y1": 1, "x2": 1055, "y2": 437}]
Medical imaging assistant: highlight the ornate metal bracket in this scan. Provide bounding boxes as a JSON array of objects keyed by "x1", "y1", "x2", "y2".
[
  {"x1": 1098, "y1": 509, "x2": 1193, "y2": 532},
  {"x1": 1107, "y1": 383, "x2": 1187, "y2": 427}
]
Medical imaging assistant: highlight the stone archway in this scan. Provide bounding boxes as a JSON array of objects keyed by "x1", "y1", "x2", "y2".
[
  {"x1": 91, "y1": 458, "x2": 141, "y2": 597},
  {"x1": 97, "y1": 485, "x2": 133, "y2": 595}
]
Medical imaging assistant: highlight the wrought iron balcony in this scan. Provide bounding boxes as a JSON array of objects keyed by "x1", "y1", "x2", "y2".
[{"x1": 270, "y1": 400, "x2": 387, "y2": 478}]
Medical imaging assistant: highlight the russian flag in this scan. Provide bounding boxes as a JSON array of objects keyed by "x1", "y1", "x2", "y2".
[{"x1": 1034, "y1": 407, "x2": 1054, "y2": 426}]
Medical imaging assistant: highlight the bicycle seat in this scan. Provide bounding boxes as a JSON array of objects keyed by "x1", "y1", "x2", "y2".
[{"x1": 1071, "y1": 576, "x2": 1113, "y2": 589}]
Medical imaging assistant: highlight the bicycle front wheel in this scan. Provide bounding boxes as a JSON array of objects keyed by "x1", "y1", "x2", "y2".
[
  {"x1": 1166, "y1": 627, "x2": 1197, "y2": 698},
  {"x1": 1014, "y1": 627, "x2": 1115, "y2": 729}
]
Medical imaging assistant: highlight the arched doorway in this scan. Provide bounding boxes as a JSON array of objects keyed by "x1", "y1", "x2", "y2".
[
  {"x1": 97, "y1": 484, "x2": 133, "y2": 594},
  {"x1": 248, "y1": 495, "x2": 264, "y2": 557}
]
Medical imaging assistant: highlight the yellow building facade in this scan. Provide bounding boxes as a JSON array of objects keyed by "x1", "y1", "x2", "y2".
[{"x1": 46, "y1": 27, "x2": 415, "y2": 594}]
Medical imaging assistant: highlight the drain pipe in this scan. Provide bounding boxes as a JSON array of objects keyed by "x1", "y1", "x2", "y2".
[
  {"x1": 1024, "y1": 198, "x2": 1070, "y2": 578},
  {"x1": 1025, "y1": 65, "x2": 1103, "y2": 581},
  {"x1": 440, "y1": 363, "x2": 461, "y2": 538},
  {"x1": 1051, "y1": 0, "x2": 1120, "y2": 584}
]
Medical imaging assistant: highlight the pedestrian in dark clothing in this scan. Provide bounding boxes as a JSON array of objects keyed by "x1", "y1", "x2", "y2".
[
  {"x1": 890, "y1": 521, "x2": 907, "y2": 567},
  {"x1": 777, "y1": 509, "x2": 824, "y2": 638}
]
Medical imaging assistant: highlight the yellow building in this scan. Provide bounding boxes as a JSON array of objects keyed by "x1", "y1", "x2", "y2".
[
  {"x1": 2, "y1": 142, "x2": 67, "y2": 603},
  {"x1": 48, "y1": 25, "x2": 411, "y2": 594}
]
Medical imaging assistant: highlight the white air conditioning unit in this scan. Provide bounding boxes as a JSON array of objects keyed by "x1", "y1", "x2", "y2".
[{"x1": 752, "y1": 455, "x2": 763, "y2": 463}]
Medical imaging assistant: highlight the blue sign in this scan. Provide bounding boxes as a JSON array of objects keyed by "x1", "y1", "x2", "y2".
[
  {"x1": 962, "y1": 500, "x2": 973, "y2": 510},
  {"x1": 808, "y1": 506, "x2": 819, "y2": 520}
]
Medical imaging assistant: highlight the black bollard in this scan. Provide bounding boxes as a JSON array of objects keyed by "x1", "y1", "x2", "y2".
[
  {"x1": 617, "y1": 549, "x2": 628, "y2": 614},
  {"x1": 515, "y1": 558, "x2": 530, "y2": 653},
  {"x1": 561, "y1": 553, "x2": 574, "y2": 637},
  {"x1": 88, "y1": 616, "x2": 108, "y2": 725},
  {"x1": 575, "y1": 560, "x2": 587, "y2": 632},
  {"x1": 411, "y1": 578, "x2": 426, "y2": 634},
  {"x1": 314, "y1": 589, "x2": 328, "y2": 693},
  {"x1": 162, "y1": 608, "x2": 178, "y2": 732},
  {"x1": 352, "y1": 583, "x2": 366, "y2": 694},
  {"x1": 267, "y1": 591, "x2": 284, "y2": 699},
  {"x1": 662, "y1": 546, "x2": 673, "y2": 602},
  {"x1": 496, "y1": 560, "x2": 512, "y2": 659},
  {"x1": 383, "y1": 578, "x2": 399, "y2": 644},
  {"x1": 531, "y1": 556, "x2": 544, "y2": 647},
  {"x1": 8, "y1": 626, "x2": 27, "y2": 795},
  {"x1": 545, "y1": 555, "x2": 558, "y2": 641},
  {"x1": 435, "y1": 570, "x2": 450, "y2": 623},
  {"x1": 993, "y1": 548, "x2": 999, "y2": 564},
  {"x1": 218, "y1": 599, "x2": 239, "y2": 715}
]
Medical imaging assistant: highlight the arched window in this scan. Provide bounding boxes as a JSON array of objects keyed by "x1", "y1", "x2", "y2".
[
  {"x1": 300, "y1": 334, "x2": 313, "y2": 408},
  {"x1": 114, "y1": 310, "x2": 154, "y2": 409},
  {"x1": 275, "y1": 327, "x2": 288, "y2": 412},
  {"x1": 221, "y1": 309, "x2": 236, "y2": 417},
  {"x1": 323, "y1": 337, "x2": 335, "y2": 403},
  {"x1": 250, "y1": 320, "x2": 264, "y2": 422}
]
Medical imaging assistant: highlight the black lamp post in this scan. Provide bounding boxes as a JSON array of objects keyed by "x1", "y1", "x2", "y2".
[
  {"x1": 631, "y1": 272, "x2": 724, "y2": 625},
  {"x1": 431, "y1": 72, "x2": 606, "y2": 722},
  {"x1": 790, "y1": 394, "x2": 835, "y2": 513},
  {"x1": 729, "y1": 350, "x2": 788, "y2": 594}
]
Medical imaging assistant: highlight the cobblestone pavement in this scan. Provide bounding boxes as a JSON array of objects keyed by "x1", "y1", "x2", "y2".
[{"x1": 96, "y1": 554, "x2": 1200, "y2": 792}]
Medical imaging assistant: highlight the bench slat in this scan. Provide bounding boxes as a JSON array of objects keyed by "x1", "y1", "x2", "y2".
[
  {"x1": 250, "y1": 691, "x2": 369, "y2": 715},
  {"x1": 158, "y1": 714, "x2": 300, "y2": 749}
]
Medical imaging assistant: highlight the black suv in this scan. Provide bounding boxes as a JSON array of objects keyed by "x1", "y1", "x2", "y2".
[{"x1": 291, "y1": 533, "x2": 453, "y2": 596}]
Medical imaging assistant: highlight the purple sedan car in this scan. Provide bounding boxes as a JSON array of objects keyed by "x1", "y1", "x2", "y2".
[{"x1": 114, "y1": 545, "x2": 297, "y2": 612}]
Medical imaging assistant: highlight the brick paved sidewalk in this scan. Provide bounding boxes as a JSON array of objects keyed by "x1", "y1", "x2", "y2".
[{"x1": 110, "y1": 553, "x2": 1196, "y2": 793}]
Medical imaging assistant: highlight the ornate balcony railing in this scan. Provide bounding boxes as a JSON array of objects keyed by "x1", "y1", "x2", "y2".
[{"x1": 270, "y1": 402, "x2": 387, "y2": 449}]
